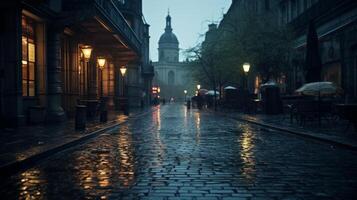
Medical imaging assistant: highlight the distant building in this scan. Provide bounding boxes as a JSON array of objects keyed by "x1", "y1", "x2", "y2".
[
  {"x1": 0, "y1": 0, "x2": 154, "y2": 127},
  {"x1": 152, "y1": 13, "x2": 191, "y2": 101}
]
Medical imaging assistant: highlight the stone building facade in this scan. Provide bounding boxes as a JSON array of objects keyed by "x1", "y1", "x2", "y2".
[
  {"x1": 279, "y1": 0, "x2": 357, "y2": 100},
  {"x1": 203, "y1": 0, "x2": 357, "y2": 99},
  {"x1": 152, "y1": 13, "x2": 191, "y2": 101},
  {"x1": 0, "y1": 0, "x2": 154, "y2": 127}
]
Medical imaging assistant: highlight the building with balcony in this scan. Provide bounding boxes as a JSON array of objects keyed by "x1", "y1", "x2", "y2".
[{"x1": 0, "y1": 0, "x2": 154, "y2": 127}]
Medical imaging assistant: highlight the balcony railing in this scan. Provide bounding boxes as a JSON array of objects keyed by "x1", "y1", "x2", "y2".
[
  {"x1": 94, "y1": 0, "x2": 141, "y2": 52},
  {"x1": 62, "y1": 0, "x2": 141, "y2": 54}
]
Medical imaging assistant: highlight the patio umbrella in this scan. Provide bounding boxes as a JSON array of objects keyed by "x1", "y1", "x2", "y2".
[
  {"x1": 198, "y1": 89, "x2": 208, "y2": 96},
  {"x1": 260, "y1": 80, "x2": 278, "y2": 88},
  {"x1": 224, "y1": 86, "x2": 237, "y2": 90},
  {"x1": 295, "y1": 81, "x2": 343, "y2": 96},
  {"x1": 305, "y1": 20, "x2": 322, "y2": 83},
  {"x1": 205, "y1": 90, "x2": 220, "y2": 96}
]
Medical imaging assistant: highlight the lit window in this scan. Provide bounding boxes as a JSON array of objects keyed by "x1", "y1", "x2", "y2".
[{"x1": 22, "y1": 15, "x2": 36, "y2": 97}]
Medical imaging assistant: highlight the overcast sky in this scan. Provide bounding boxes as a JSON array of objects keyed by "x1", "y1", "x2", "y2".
[{"x1": 143, "y1": 0, "x2": 232, "y2": 62}]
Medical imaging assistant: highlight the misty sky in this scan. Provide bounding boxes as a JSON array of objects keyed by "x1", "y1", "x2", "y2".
[{"x1": 143, "y1": 0, "x2": 232, "y2": 62}]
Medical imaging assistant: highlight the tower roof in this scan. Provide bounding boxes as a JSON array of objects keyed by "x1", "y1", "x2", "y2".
[{"x1": 159, "y1": 12, "x2": 179, "y2": 45}]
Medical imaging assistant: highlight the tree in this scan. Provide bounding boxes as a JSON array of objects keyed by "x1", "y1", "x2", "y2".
[{"x1": 219, "y1": 8, "x2": 294, "y2": 84}]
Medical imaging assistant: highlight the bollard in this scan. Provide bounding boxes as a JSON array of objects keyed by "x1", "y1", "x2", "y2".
[
  {"x1": 123, "y1": 98, "x2": 129, "y2": 116},
  {"x1": 100, "y1": 110, "x2": 108, "y2": 122},
  {"x1": 99, "y1": 97, "x2": 108, "y2": 123},
  {"x1": 75, "y1": 105, "x2": 87, "y2": 130},
  {"x1": 124, "y1": 105, "x2": 129, "y2": 116}
]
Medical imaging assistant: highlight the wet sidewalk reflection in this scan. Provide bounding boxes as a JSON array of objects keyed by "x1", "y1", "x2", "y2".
[{"x1": 1, "y1": 104, "x2": 357, "y2": 199}]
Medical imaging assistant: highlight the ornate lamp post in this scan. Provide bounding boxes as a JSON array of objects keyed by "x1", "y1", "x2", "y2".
[
  {"x1": 80, "y1": 45, "x2": 92, "y2": 96},
  {"x1": 97, "y1": 57, "x2": 106, "y2": 97},
  {"x1": 120, "y1": 65, "x2": 128, "y2": 115},
  {"x1": 97, "y1": 57, "x2": 107, "y2": 122},
  {"x1": 243, "y1": 63, "x2": 250, "y2": 90},
  {"x1": 242, "y1": 62, "x2": 251, "y2": 113}
]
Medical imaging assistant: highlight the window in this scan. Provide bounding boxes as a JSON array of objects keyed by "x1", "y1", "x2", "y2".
[
  {"x1": 22, "y1": 15, "x2": 36, "y2": 97},
  {"x1": 102, "y1": 63, "x2": 115, "y2": 96}
]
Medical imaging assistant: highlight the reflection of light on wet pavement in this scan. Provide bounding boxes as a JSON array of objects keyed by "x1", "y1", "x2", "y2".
[
  {"x1": 150, "y1": 106, "x2": 165, "y2": 168},
  {"x1": 152, "y1": 106, "x2": 161, "y2": 131},
  {"x1": 2, "y1": 104, "x2": 356, "y2": 199},
  {"x1": 75, "y1": 145, "x2": 113, "y2": 197},
  {"x1": 118, "y1": 126, "x2": 135, "y2": 188},
  {"x1": 18, "y1": 169, "x2": 46, "y2": 199},
  {"x1": 116, "y1": 114, "x2": 128, "y2": 124},
  {"x1": 195, "y1": 112, "x2": 201, "y2": 144},
  {"x1": 239, "y1": 124, "x2": 256, "y2": 182},
  {"x1": 97, "y1": 151, "x2": 112, "y2": 188}
]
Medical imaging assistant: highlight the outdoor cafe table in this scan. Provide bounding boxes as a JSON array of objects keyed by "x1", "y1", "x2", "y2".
[{"x1": 335, "y1": 104, "x2": 357, "y2": 132}]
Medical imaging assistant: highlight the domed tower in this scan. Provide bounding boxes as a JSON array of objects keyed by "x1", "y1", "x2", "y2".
[{"x1": 158, "y1": 12, "x2": 179, "y2": 63}]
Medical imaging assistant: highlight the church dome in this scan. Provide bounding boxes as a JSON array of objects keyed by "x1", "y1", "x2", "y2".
[
  {"x1": 158, "y1": 13, "x2": 179, "y2": 45},
  {"x1": 159, "y1": 32, "x2": 178, "y2": 44}
]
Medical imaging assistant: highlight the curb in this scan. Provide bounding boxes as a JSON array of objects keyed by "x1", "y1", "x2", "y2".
[
  {"x1": 212, "y1": 110, "x2": 357, "y2": 151},
  {"x1": 0, "y1": 106, "x2": 158, "y2": 178}
]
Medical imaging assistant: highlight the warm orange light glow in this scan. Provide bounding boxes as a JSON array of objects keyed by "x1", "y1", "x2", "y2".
[
  {"x1": 243, "y1": 62, "x2": 251, "y2": 73},
  {"x1": 81, "y1": 45, "x2": 92, "y2": 60},
  {"x1": 97, "y1": 57, "x2": 106, "y2": 69},
  {"x1": 28, "y1": 43, "x2": 35, "y2": 62},
  {"x1": 120, "y1": 66, "x2": 127, "y2": 76}
]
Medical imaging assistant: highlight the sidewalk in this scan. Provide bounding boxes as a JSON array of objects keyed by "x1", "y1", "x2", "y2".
[
  {"x1": 214, "y1": 109, "x2": 357, "y2": 150},
  {"x1": 0, "y1": 106, "x2": 157, "y2": 175}
]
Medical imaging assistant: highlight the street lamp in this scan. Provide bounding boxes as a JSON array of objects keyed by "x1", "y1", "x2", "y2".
[
  {"x1": 120, "y1": 65, "x2": 127, "y2": 76},
  {"x1": 242, "y1": 63, "x2": 250, "y2": 90},
  {"x1": 184, "y1": 90, "x2": 187, "y2": 101},
  {"x1": 197, "y1": 84, "x2": 201, "y2": 90},
  {"x1": 157, "y1": 87, "x2": 161, "y2": 93},
  {"x1": 243, "y1": 62, "x2": 251, "y2": 74},
  {"x1": 120, "y1": 65, "x2": 128, "y2": 115},
  {"x1": 97, "y1": 57, "x2": 106, "y2": 69},
  {"x1": 80, "y1": 45, "x2": 93, "y2": 97},
  {"x1": 81, "y1": 45, "x2": 93, "y2": 61},
  {"x1": 97, "y1": 57, "x2": 106, "y2": 97}
]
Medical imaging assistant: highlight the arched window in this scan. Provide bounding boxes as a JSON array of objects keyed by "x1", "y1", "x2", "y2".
[{"x1": 168, "y1": 71, "x2": 175, "y2": 85}]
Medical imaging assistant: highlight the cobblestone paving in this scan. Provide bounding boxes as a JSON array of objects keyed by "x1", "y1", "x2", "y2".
[{"x1": 1, "y1": 104, "x2": 357, "y2": 200}]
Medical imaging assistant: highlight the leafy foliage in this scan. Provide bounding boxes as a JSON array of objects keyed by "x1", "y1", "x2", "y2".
[{"x1": 186, "y1": 7, "x2": 294, "y2": 88}]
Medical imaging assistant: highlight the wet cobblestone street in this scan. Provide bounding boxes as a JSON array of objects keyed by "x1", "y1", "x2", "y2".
[{"x1": 1, "y1": 104, "x2": 357, "y2": 200}]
